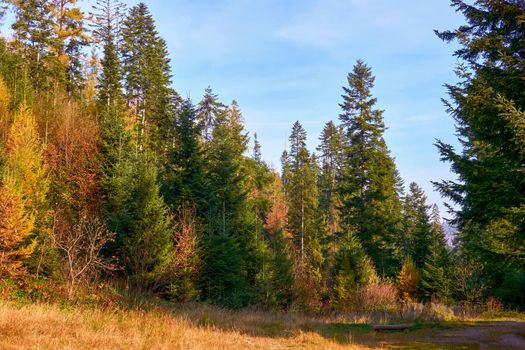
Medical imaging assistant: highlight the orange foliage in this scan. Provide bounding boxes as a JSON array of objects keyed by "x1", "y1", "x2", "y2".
[
  {"x1": 263, "y1": 172, "x2": 288, "y2": 235},
  {"x1": 45, "y1": 99, "x2": 101, "y2": 214}
]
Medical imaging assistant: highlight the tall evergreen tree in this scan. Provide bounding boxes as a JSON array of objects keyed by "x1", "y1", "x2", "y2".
[
  {"x1": 284, "y1": 121, "x2": 323, "y2": 283},
  {"x1": 7, "y1": 0, "x2": 56, "y2": 92},
  {"x1": 121, "y1": 2, "x2": 174, "y2": 153},
  {"x1": 434, "y1": 0, "x2": 525, "y2": 305},
  {"x1": 163, "y1": 98, "x2": 208, "y2": 214},
  {"x1": 402, "y1": 182, "x2": 433, "y2": 268},
  {"x1": 200, "y1": 100, "x2": 252, "y2": 306},
  {"x1": 317, "y1": 120, "x2": 343, "y2": 236},
  {"x1": 420, "y1": 204, "x2": 451, "y2": 301},
  {"x1": 91, "y1": 0, "x2": 126, "y2": 110},
  {"x1": 196, "y1": 86, "x2": 226, "y2": 142},
  {"x1": 338, "y1": 60, "x2": 403, "y2": 276}
]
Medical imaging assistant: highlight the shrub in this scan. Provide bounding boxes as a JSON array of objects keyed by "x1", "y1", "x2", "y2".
[
  {"x1": 397, "y1": 257, "x2": 420, "y2": 302},
  {"x1": 351, "y1": 281, "x2": 399, "y2": 313},
  {"x1": 424, "y1": 302, "x2": 455, "y2": 321}
]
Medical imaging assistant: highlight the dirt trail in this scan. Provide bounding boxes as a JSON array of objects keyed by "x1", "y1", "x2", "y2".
[{"x1": 429, "y1": 321, "x2": 525, "y2": 349}]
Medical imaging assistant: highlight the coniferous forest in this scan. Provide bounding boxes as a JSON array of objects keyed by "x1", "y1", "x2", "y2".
[{"x1": 0, "y1": 0, "x2": 524, "y2": 319}]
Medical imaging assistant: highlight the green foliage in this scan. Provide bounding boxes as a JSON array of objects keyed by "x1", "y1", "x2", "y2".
[
  {"x1": 338, "y1": 60, "x2": 403, "y2": 276},
  {"x1": 121, "y1": 2, "x2": 175, "y2": 153},
  {"x1": 331, "y1": 232, "x2": 377, "y2": 309},
  {"x1": 162, "y1": 98, "x2": 209, "y2": 214},
  {"x1": 284, "y1": 121, "x2": 323, "y2": 278},
  {"x1": 435, "y1": 0, "x2": 525, "y2": 307},
  {"x1": 125, "y1": 154, "x2": 173, "y2": 292},
  {"x1": 199, "y1": 233, "x2": 249, "y2": 308}
]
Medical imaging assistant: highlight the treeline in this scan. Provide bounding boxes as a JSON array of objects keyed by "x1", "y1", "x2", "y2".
[{"x1": 0, "y1": 0, "x2": 523, "y2": 310}]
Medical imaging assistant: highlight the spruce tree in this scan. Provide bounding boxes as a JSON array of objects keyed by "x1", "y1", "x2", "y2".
[
  {"x1": 196, "y1": 86, "x2": 227, "y2": 142},
  {"x1": 338, "y1": 60, "x2": 403, "y2": 276},
  {"x1": 332, "y1": 233, "x2": 377, "y2": 309},
  {"x1": 7, "y1": 0, "x2": 56, "y2": 92},
  {"x1": 201, "y1": 100, "x2": 252, "y2": 306},
  {"x1": 419, "y1": 204, "x2": 451, "y2": 301},
  {"x1": 163, "y1": 98, "x2": 209, "y2": 215},
  {"x1": 91, "y1": 0, "x2": 126, "y2": 110},
  {"x1": 284, "y1": 121, "x2": 323, "y2": 288},
  {"x1": 121, "y1": 2, "x2": 174, "y2": 153},
  {"x1": 317, "y1": 120, "x2": 343, "y2": 236},
  {"x1": 403, "y1": 182, "x2": 433, "y2": 268},
  {"x1": 434, "y1": 0, "x2": 525, "y2": 305}
]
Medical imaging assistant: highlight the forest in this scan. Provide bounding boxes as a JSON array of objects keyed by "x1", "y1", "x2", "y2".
[{"x1": 0, "y1": 0, "x2": 523, "y2": 323}]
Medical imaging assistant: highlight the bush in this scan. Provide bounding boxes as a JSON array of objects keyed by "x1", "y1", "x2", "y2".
[
  {"x1": 424, "y1": 302, "x2": 456, "y2": 321},
  {"x1": 351, "y1": 282, "x2": 399, "y2": 313}
]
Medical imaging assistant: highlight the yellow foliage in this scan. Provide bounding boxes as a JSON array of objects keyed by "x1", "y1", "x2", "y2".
[
  {"x1": 4, "y1": 103, "x2": 48, "y2": 212},
  {"x1": 0, "y1": 176, "x2": 36, "y2": 277},
  {"x1": 0, "y1": 102, "x2": 48, "y2": 276},
  {"x1": 397, "y1": 258, "x2": 420, "y2": 302}
]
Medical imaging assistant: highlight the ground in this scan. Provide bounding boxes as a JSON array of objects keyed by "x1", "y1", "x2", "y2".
[{"x1": 0, "y1": 301, "x2": 523, "y2": 349}]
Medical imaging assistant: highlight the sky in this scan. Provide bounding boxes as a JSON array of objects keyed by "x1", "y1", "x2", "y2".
[
  {"x1": 136, "y1": 0, "x2": 464, "y2": 216},
  {"x1": 8, "y1": 0, "x2": 466, "y2": 217}
]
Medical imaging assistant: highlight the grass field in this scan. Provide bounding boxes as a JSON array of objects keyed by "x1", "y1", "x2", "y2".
[{"x1": 0, "y1": 301, "x2": 524, "y2": 349}]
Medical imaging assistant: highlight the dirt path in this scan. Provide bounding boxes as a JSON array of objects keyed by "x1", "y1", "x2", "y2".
[
  {"x1": 356, "y1": 321, "x2": 525, "y2": 349},
  {"x1": 434, "y1": 321, "x2": 525, "y2": 349}
]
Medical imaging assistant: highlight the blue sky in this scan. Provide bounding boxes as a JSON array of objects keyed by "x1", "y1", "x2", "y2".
[
  {"x1": 137, "y1": 0, "x2": 464, "y2": 215},
  {"x1": 6, "y1": 0, "x2": 465, "y2": 216}
]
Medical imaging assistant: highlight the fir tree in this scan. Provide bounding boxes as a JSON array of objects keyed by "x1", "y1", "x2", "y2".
[
  {"x1": 202, "y1": 100, "x2": 253, "y2": 306},
  {"x1": 420, "y1": 204, "x2": 451, "y2": 301},
  {"x1": 253, "y1": 132, "x2": 262, "y2": 164}
]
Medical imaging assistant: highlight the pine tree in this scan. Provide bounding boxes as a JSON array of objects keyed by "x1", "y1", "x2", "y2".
[
  {"x1": 434, "y1": 0, "x2": 525, "y2": 305},
  {"x1": 338, "y1": 60, "x2": 403, "y2": 276}
]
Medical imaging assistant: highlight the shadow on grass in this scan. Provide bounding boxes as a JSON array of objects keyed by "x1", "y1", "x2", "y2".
[{"x1": 152, "y1": 303, "x2": 525, "y2": 349}]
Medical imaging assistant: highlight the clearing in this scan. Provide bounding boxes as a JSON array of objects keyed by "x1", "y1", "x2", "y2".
[{"x1": 0, "y1": 302, "x2": 523, "y2": 349}]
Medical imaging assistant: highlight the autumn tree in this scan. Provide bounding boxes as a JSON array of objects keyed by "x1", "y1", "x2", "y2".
[{"x1": 0, "y1": 96, "x2": 49, "y2": 277}]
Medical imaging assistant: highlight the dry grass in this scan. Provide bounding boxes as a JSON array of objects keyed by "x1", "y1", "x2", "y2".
[{"x1": 0, "y1": 302, "x2": 376, "y2": 350}]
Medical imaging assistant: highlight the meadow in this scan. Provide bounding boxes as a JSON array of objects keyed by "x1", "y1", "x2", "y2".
[{"x1": 1, "y1": 300, "x2": 524, "y2": 350}]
